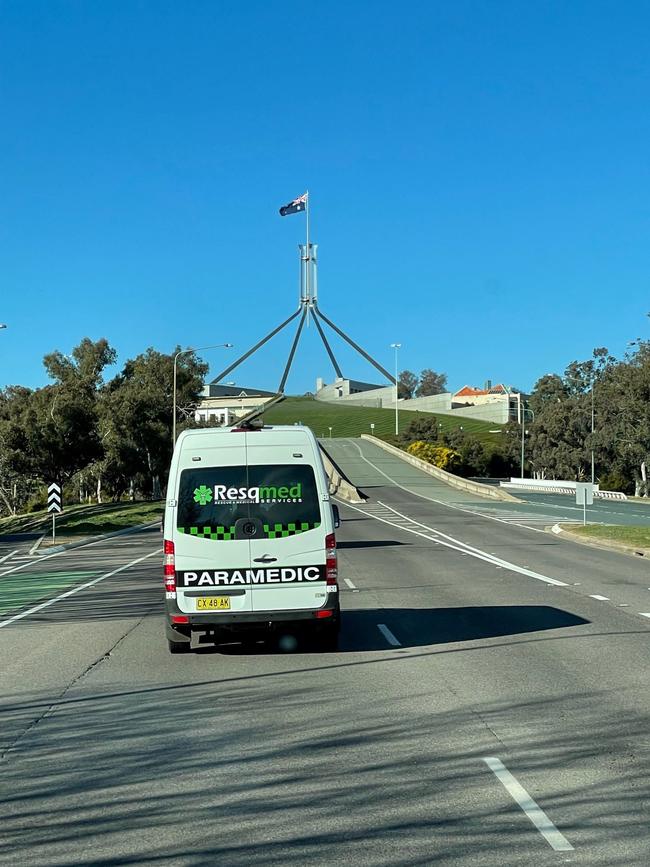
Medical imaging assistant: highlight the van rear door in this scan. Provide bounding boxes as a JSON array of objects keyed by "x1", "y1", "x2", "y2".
[
  {"x1": 173, "y1": 441, "x2": 254, "y2": 617},
  {"x1": 245, "y1": 455, "x2": 329, "y2": 613}
]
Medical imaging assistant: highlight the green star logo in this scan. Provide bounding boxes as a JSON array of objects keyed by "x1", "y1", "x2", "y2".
[{"x1": 193, "y1": 485, "x2": 213, "y2": 506}]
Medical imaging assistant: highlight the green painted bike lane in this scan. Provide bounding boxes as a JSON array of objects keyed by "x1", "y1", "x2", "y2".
[{"x1": 0, "y1": 570, "x2": 99, "y2": 616}]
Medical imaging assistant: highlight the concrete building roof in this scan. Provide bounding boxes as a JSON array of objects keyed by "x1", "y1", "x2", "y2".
[
  {"x1": 453, "y1": 383, "x2": 512, "y2": 398},
  {"x1": 204, "y1": 383, "x2": 276, "y2": 398}
]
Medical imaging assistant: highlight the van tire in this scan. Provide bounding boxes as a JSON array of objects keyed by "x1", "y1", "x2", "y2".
[{"x1": 168, "y1": 638, "x2": 192, "y2": 654}]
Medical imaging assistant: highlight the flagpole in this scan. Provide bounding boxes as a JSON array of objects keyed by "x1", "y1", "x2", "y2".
[{"x1": 305, "y1": 190, "x2": 310, "y2": 304}]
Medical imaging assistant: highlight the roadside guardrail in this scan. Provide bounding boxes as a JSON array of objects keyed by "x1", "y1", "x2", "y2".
[{"x1": 319, "y1": 445, "x2": 365, "y2": 504}]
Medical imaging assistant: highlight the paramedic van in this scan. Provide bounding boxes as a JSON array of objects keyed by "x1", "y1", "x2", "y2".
[{"x1": 163, "y1": 423, "x2": 340, "y2": 653}]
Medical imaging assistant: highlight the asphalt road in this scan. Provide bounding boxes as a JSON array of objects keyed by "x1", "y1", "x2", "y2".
[
  {"x1": 325, "y1": 437, "x2": 650, "y2": 529},
  {"x1": 2, "y1": 442, "x2": 650, "y2": 865}
]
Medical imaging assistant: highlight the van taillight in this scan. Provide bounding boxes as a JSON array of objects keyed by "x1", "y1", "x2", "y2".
[
  {"x1": 164, "y1": 540, "x2": 176, "y2": 595},
  {"x1": 325, "y1": 533, "x2": 337, "y2": 585}
]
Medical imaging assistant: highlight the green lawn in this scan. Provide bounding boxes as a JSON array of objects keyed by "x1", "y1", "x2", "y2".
[
  {"x1": 0, "y1": 501, "x2": 163, "y2": 538},
  {"x1": 566, "y1": 524, "x2": 650, "y2": 548},
  {"x1": 263, "y1": 396, "x2": 502, "y2": 443}
]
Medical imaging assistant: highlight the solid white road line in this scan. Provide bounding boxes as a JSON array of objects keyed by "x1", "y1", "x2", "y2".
[
  {"x1": 483, "y1": 757, "x2": 574, "y2": 852},
  {"x1": 377, "y1": 623, "x2": 401, "y2": 647},
  {"x1": 0, "y1": 549, "x2": 161, "y2": 629},
  {"x1": 373, "y1": 500, "x2": 568, "y2": 587},
  {"x1": 0, "y1": 547, "x2": 64, "y2": 577},
  {"x1": 639, "y1": 613, "x2": 650, "y2": 619},
  {"x1": 343, "y1": 578, "x2": 357, "y2": 590},
  {"x1": 589, "y1": 594, "x2": 610, "y2": 601},
  {"x1": 348, "y1": 441, "x2": 552, "y2": 535},
  {"x1": 378, "y1": 501, "x2": 569, "y2": 586},
  {"x1": 0, "y1": 524, "x2": 158, "y2": 578},
  {"x1": 0, "y1": 549, "x2": 19, "y2": 564}
]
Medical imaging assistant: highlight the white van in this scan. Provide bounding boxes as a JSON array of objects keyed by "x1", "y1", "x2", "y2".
[{"x1": 163, "y1": 423, "x2": 340, "y2": 653}]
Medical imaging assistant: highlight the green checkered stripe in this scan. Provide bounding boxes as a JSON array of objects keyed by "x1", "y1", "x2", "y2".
[
  {"x1": 177, "y1": 526, "x2": 236, "y2": 541},
  {"x1": 263, "y1": 521, "x2": 321, "y2": 539},
  {"x1": 177, "y1": 521, "x2": 321, "y2": 540}
]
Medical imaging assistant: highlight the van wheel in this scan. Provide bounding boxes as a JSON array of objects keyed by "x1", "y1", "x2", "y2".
[{"x1": 168, "y1": 638, "x2": 192, "y2": 654}]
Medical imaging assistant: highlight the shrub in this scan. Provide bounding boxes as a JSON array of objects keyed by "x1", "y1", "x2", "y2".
[
  {"x1": 407, "y1": 441, "x2": 461, "y2": 472},
  {"x1": 599, "y1": 472, "x2": 634, "y2": 495},
  {"x1": 26, "y1": 495, "x2": 47, "y2": 513}
]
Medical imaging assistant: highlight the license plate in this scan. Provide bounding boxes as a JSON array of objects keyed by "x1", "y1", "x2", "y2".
[{"x1": 196, "y1": 597, "x2": 231, "y2": 610}]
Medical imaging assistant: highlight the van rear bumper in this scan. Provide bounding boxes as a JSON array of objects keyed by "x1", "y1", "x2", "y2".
[{"x1": 166, "y1": 596, "x2": 340, "y2": 635}]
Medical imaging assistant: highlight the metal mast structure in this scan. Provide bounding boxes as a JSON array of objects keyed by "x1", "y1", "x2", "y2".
[{"x1": 212, "y1": 193, "x2": 395, "y2": 392}]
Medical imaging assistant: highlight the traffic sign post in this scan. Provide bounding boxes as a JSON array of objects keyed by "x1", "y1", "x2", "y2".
[
  {"x1": 47, "y1": 482, "x2": 62, "y2": 545},
  {"x1": 575, "y1": 482, "x2": 594, "y2": 526}
]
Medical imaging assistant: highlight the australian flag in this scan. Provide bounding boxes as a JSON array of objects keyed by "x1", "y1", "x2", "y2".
[{"x1": 279, "y1": 193, "x2": 307, "y2": 217}]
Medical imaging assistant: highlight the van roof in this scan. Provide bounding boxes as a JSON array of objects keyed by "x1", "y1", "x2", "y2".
[{"x1": 175, "y1": 424, "x2": 315, "y2": 442}]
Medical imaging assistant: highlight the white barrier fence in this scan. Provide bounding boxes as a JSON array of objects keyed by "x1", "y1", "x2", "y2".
[{"x1": 501, "y1": 478, "x2": 627, "y2": 500}]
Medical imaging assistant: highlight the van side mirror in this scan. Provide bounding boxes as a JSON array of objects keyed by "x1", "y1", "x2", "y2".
[{"x1": 332, "y1": 504, "x2": 341, "y2": 529}]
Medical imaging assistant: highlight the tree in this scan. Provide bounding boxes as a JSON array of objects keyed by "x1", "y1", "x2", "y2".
[
  {"x1": 398, "y1": 370, "x2": 418, "y2": 399},
  {"x1": 416, "y1": 369, "x2": 447, "y2": 397},
  {"x1": 399, "y1": 415, "x2": 440, "y2": 445},
  {"x1": 591, "y1": 345, "x2": 650, "y2": 494},
  {"x1": 528, "y1": 374, "x2": 565, "y2": 416},
  {"x1": 0, "y1": 387, "x2": 38, "y2": 514},
  {"x1": 0, "y1": 339, "x2": 116, "y2": 491},
  {"x1": 103, "y1": 348, "x2": 208, "y2": 499},
  {"x1": 528, "y1": 388, "x2": 592, "y2": 480}
]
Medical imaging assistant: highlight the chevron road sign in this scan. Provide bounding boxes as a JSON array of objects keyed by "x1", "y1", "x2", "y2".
[
  {"x1": 47, "y1": 483, "x2": 62, "y2": 514},
  {"x1": 48, "y1": 482, "x2": 62, "y2": 546}
]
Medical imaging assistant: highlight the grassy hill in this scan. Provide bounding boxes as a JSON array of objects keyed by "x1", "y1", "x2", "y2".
[
  {"x1": 0, "y1": 501, "x2": 163, "y2": 538},
  {"x1": 262, "y1": 396, "x2": 502, "y2": 443}
]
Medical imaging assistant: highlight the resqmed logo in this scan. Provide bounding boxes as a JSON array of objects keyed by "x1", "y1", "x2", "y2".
[
  {"x1": 193, "y1": 482, "x2": 303, "y2": 505},
  {"x1": 193, "y1": 485, "x2": 213, "y2": 505}
]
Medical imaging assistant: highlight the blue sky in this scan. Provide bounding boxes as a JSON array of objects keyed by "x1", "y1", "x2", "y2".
[{"x1": 1, "y1": 0, "x2": 649, "y2": 394}]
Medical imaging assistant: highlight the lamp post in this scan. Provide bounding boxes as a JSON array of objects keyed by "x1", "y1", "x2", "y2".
[
  {"x1": 328, "y1": 426, "x2": 333, "y2": 438},
  {"x1": 173, "y1": 343, "x2": 233, "y2": 444},
  {"x1": 520, "y1": 407, "x2": 535, "y2": 479},
  {"x1": 390, "y1": 342, "x2": 401, "y2": 436}
]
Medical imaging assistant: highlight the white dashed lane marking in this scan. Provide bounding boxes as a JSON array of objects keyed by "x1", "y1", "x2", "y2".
[
  {"x1": 377, "y1": 624, "x2": 401, "y2": 647},
  {"x1": 483, "y1": 757, "x2": 574, "y2": 852}
]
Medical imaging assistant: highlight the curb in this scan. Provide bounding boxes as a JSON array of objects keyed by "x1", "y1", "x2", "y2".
[
  {"x1": 41, "y1": 521, "x2": 161, "y2": 555},
  {"x1": 29, "y1": 534, "x2": 46, "y2": 555},
  {"x1": 549, "y1": 523, "x2": 650, "y2": 560},
  {"x1": 319, "y1": 444, "x2": 365, "y2": 504}
]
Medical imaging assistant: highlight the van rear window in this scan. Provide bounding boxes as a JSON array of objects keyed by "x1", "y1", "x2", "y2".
[{"x1": 176, "y1": 464, "x2": 321, "y2": 541}]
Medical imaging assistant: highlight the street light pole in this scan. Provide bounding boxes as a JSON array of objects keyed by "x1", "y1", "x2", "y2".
[
  {"x1": 390, "y1": 342, "x2": 401, "y2": 436},
  {"x1": 173, "y1": 343, "x2": 233, "y2": 444},
  {"x1": 590, "y1": 386, "x2": 595, "y2": 484},
  {"x1": 520, "y1": 407, "x2": 534, "y2": 479}
]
